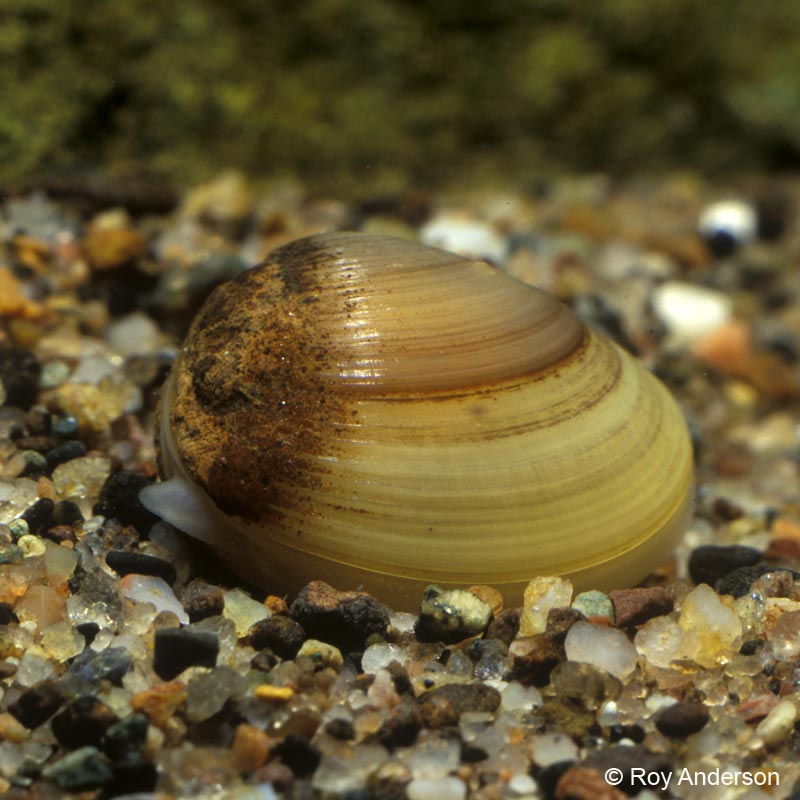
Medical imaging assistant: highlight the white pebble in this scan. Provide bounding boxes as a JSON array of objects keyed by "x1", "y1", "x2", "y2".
[
  {"x1": 564, "y1": 621, "x2": 639, "y2": 679},
  {"x1": 530, "y1": 732, "x2": 579, "y2": 766},
  {"x1": 106, "y1": 311, "x2": 163, "y2": 356},
  {"x1": 698, "y1": 200, "x2": 757, "y2": 246},
  {"x1": 119, "y1": 574, "x2": 189, "y2": 624},
  {"x1": 223, "y1": 588, "x2": 270, "y2": 637},
  {"x1": 361, "y1": 642, "x2": 408, "y2": 674},
  {"x1": 406, "y1": 777, "x2": 466, "y2": 800},
  {"x1": 756, "y1": 699, "x2": 798, "y2": 746},
  {"x1": 420, "y1": 214, "x2": 508, "y2": 265},
  {"x1": 651, "y1": 281, "x2": 732, "y2": 347},
  {"x1": 500, "y1": 681, "x2": 542, "y2": 711},
  {"x1": 508, "y1": 773, "x2": 537, "y2": 796}
]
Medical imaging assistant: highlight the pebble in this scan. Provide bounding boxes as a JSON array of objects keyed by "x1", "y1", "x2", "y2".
[
  {"x1": 105, "y1": 549, "x2": 177, "y2": 584},
  {"x1": 554, "y1": 766, "x2": 627, "y2": 800},
  {"x1": 717, "y1": 565, "x2": 793, "y2": 597},
  {"x1": 7, "y1": 679, "x2": 64, "y2": 729},
  {"x1": 564, "y1": 621, "x2": 638, "y2": 680},
  {"x1": 550, "y1": 662, "x2": 622, "y2": 710},
  {"x1": 99, "y1": 713, "x2": 149, "y2": 765},
  {"x1": 688, "y1": 544, "x2": 762, "y2": 585},
  {"x1": 406, "y1": 776, "x2": 467, "y2": 800},
  {"x1": 223, "y1": 587, "x2": 271, "y2": 637},
  {"x1": 571, "y1": 590, "x2": 614, "y2": 622},
  {"x1": 65, "y1": 646, "x2": 132, "y2": 686},
  {"x1": 19, "y1": 497, "x2": 54, "y2": 534},
  {"x1": 51, "y1": 695, "x2": 119, "y2": 747},
  {"x1": 153, "y1": 627, "x2": 219, "y2": 680},
  {"x1": 231, "y1": 723, "x2": 272, "y2": 772},
  {"x1": 755, "y1": 698, "x2": 798, "y2": 746},
  {"x1": 520, "y1": 576, "x2": 573, "y2": 636},
  {"x1": 654, "y1": 701, "x2": 710, "y2": 738},
  {"x1": 255, "y1": 685, "x2": 295, "y2": 704},
  {"x1": 508, "y1": 635, "x2": 564, "y2": 687},
  {"x1": 130, "y1": 681, "x2": 187, "y2": 728},
  {"x1": 608, "y1": 587, "x2": 674, "y2": 628},
  {"x1": 41, "y1": 745, "x2": 112, "y2": 792},
  {"x1": 0, "y1": 346, "x2": 41, "y2": 410},
  {"x1": 296, "y1": 639, "x2": 344, "y2": 671},
  {"x1": 651, "y1": 281, "x2": 732, "y2": 347},
  {"x1": 186, "y1": 666, "x2": 247, "y2": 722},
  {"x1": 44, "y1": 440, "x2": 87, "y2": 470},
  {"x1": 485, "y1": 607, "x2": 521, "y2": 645},
  {"x1": 119, "y1": 574, "x2": 189, "y2": 624},
  {"x1": 415, "y1": 585, "x2": 493, "y2": 644},
  {"x1": 106, "y1": 312, "x2": 163, "y2": 356},
  {"x1": 93, "y1": 470, "x2": 160, "y2": 532},
  {"x1": 270, "y1": 733, "x2": 321, "y2": 777},
  {"x1": 180, "y1": 579, "x2": 225, "y2": 622},
  {"x1": 768, "y1": 610, "x2": 800, "y2": 658},
  {"x1": 420, "y1": 214, "x2": 508, "y2": 264},
  {"x1": 678, "y1": 583, "x2": 742, "y2": 667},
  {"x1": 698, "y1": 199, "x2": 757, "y2": 257},
  {"x1": 289, "y1": 580, "x2": 389, "y2": 651},
  {"x1": 417, "y1": 683, "x2": 501, "y2": 728},
  {"x1": 246, "y1": 615, "x2": 307, "y2": 658}
]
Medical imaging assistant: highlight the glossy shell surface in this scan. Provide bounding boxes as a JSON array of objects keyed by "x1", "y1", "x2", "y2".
[{"x1": 141, "y1": 232, "x2": 694, "y2": 607}]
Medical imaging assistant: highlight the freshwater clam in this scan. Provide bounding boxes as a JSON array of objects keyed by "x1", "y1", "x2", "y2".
[{"x1": 140, "y1": 232, "x2": 694, "y2": 607}]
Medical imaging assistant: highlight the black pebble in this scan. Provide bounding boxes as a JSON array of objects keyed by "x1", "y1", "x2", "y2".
[
  {"x1": 7, "y1": 679, "x2": 65, "y2": 728},
  {"x1": 45, "y1": 440, "x2": 87, "y2": 470},
  {"x1": 535, "y1": 760, "x2": 575, "y2": 800},
  {"x1": 271, "y1": 733, "x2": 321, "y2": 777},
  {"x1": 704, "y1": 229, "x2": 738, "y2": 259},
  {"x1": 0, "y1": 346, "x2": 41, "y2": 409},
  {"x1": 716, "y1": 565, "x2": 798, "y2": 598},
  {"x1": 740, "y1": 638, "x2": 764, "y2": 655},
  {"x1": 608, "y1": 723, "x2": 646, "y2": 743},
  {"x1": 654, "y1": 702, "x2": 710, "y2": 738},
  {"x1": 688, "y1": 544, "x2": 762, "y2": 585},
  {"x1": 246, "y1": 616, "x2": 307, "y2": 659},
  {"x1": 0, "y1": 602, "x2": 18, "y2": 625},
  {"x1": 20, "y1": 497, "x2": 54, "y2": 534},
  {"x1": 100, "y1": 713, "x2": 149, "y2": 764},
  {"x1": 325, "y1": 717, "x2": 356, "y2": 741},
  {"x1": 153, "y1": 628, "x2": 219, "y2": 680},
  {"x1": 51, "y1": 695, "x2": 119, "y2": 748},
  {"x1": 93, "y1": 470, "x2": 160, "y2": 532},
  {"x1": 25, "y1": 408, "x2": 51, "y2": 436},
  {"x1": 51, "y1": 499, "x2": 84, "y2": 526},
  {"x1": 105, "y1": 550, "x2": 177, "y2": 584}
]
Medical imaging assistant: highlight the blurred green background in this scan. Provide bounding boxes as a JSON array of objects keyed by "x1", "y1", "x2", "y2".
[{"x1": 2, "y1": 0, "x2": 799, "y2": 194}]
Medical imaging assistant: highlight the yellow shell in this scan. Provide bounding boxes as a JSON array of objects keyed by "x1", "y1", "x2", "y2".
[{"x1": 141, "y1": 232, "x2": 693, "y2": 608}]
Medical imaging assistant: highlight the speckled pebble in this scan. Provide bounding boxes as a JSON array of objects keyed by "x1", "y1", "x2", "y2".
[
  {"x1": 414, "y1": 585, "x2": 493, "y2": 644},
  {"x1": 41, "y1": 745, "x2": 113, "y2": 792},
  {"x1": 417, "y1": 683, "x2": 501, "y2": 728},
  {"x1": 571, "y1": 590, "x2": 614, "y2": 622}
]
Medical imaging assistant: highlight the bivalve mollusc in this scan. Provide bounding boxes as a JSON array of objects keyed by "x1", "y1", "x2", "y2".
[{"x1": 141, "y1": 232, "x2": 694, "y2": 607}]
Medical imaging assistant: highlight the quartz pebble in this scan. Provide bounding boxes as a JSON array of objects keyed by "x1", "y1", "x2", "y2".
[
  {"x1": 755, "y1": 699, "x2": 798, "y2": 746},
  {"x1": 119, "y1": 574, "x2": 188, "y2": 624},
  {"x1": 564, "y1": 621, "x2": 638, "y2": 679},
  {"x1": 651, "y1": 281, "x2": 732, "y2": 347},
  {"x1": 361, "y1": 642, "x2": 408, "y2": 674},
  {"x1": 520, "y1": 577, "x2": 573, "y2": 636},
  {"x1": 678, "y1": 583, "x2": 742, "y2": 666},
  {"x1": 406, "y1": 776, "x2": 467, "y2": 800},
  {"x1": 223, "y1": 587, "x2": 271, "y2": 637}
]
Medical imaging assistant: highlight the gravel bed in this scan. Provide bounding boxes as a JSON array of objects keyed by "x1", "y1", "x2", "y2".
[{"x1": 0, "y1": 172, "x2": 798, "y2": 799}]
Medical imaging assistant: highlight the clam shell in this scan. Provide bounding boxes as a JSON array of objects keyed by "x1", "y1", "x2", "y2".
[{"x1": 142, "y1": 233, "x2": 693, "y2": 607}]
